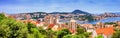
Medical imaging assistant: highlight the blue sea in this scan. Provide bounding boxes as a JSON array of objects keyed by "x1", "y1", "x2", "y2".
[{"x1": 60, "y1": 17, "x2": 120, "y2": 24}]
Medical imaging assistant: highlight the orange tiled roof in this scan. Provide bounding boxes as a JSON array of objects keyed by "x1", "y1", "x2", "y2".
[
  {"x1": 48, "y1": 24, "x2": 55, "y2": 29},
  {"x1": 96, "y1": 27, "x2": 115, "y2": 36},
  {"x1": 57, "y1": 28, "x2": 62, "y2": 31},
  {"x1": 31, "y1": 21, "x2": 38, "y2": 25},
  {"x1": 69, "y1": 29, "x2": 76, "y2": 33},
  {"x1": 61, "y1": 24, "x2": 69, "y2": 28}
]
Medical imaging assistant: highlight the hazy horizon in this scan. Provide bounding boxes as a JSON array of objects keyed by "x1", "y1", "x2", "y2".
[{"x1": 0, "y1": 0, "x2": 120, "y2": 14}]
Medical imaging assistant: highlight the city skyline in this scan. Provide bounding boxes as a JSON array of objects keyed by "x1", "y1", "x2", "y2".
[{"x1": 0, "y1": 0, "x2": 120, "y2": 14}]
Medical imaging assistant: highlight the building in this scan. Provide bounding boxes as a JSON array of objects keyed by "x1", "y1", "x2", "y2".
[
  {"x1": 44, "y1": 15, "x2": 53, "y2": 24},
  {"x1": 81, "y1": 24, "x2": 94, "y2": 32},
  {"x1": 51, "y1": 25, "x2": 60, "y2": 31},
  {"x1": 116, "y1": 21, "x2": 120, "y2": 26},
  {"x1": 92, "y1": 27, "x2": 114, "y2": 38},
  {"x1": 96, "y1": 22, "x2": 105, "y2": 29},
  {"x1": 44, "y1": 15, "x2": 61, "y2": 30},
  {"x1": 44, "y1": 15, "x2": 60, "y2": 25},
  {"x1": 105, "y1": 24, "x2": 114, "y2": 28},
  {"x1": 69, "y1": 18, "x2": 77, "y2": 33}
]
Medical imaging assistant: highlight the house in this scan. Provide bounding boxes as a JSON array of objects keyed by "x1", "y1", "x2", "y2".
[
  {"x1": 81, "y1": 24, "x2": 94, "y2": 32},
  {"x1": 92, "y1": 27, "x2": 114, "y2": 38},
  {"x1": 51, "y1": 25, "x2": 59, "y2": 31},
  {"x1": 46, "y1": 24, "x2": 55, "y2": 30}
]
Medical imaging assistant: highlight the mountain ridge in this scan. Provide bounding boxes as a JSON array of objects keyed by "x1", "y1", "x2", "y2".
[{"x1": 50, "y1": 9, "x2": 91, "y2": 15}]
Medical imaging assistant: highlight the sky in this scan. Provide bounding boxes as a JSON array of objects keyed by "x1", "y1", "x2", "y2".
[{"x1": 0, "y1": 0, "x2": 120, "y2": 14}]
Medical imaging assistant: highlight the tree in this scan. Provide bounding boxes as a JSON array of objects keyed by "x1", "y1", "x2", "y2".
[
  {"x1": 0, "y1": 14, "x2": 47, "y2": 38},
  {"x1": 0, "y1": 13, "x2": 6, "y2": 21},
  {"x1": 77, "y1": 28, "x2": 85, "y2": 34},
  {"x1": 27, "y1": 22, "x2": 47, "y2": 38},
  {"x1": 105, "y1": 22, "x2": 116, "y2": 25},
  {"x1": 27, "y1": 28, "x2": 46, "y2": 38},
  {"x1": 38, "y1": 26, "x2": 47, "y2": 34},
  {"x1": 0, "y1": 14, "x2": 28, "y2": 38},
  {"x1": 62, "y1": 34, "x2": 72, "y2": 38},
  {"x1": 27, "y1": 22, "x2": 36, "y2": 33},
  {"x1": 95, "y1": 35, "x2": 104, "y2": 38},
  {"x1": 76, "y1": 27, "x2": 91, "y2": 38},
  {"x1": 0, "y1": 25, "x2": 11, "y2": 38},
  {"x1": 63, "y1": 34, "x2": 86, "y2": 38},
  {"x1": 46, "y1": 29, "x2": 56, "y2": 38},
  {"x1": 56, "y1": 29, "x2": 71, "y2": 38},
  {"x1": 112, "y1": 31, "x2": 120, "y2": 38}
]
